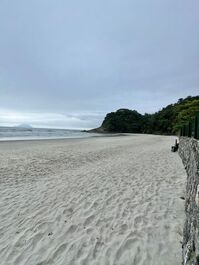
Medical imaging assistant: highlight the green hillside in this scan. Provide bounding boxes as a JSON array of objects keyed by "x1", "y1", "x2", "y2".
[{"x1": 99, "y1": 96, "x2": 199, "y2": 135}]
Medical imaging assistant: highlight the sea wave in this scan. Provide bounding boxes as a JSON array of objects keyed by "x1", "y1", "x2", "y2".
[{"x1": 0, "y1": 127, "x2": 94, "y2": 141}]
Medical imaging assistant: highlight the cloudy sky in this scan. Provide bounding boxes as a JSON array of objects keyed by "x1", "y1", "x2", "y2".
[{"x1": 0, "y1": 0, "x2": 198, "y2": 129}]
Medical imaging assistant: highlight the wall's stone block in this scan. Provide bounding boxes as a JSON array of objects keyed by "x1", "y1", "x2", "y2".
[{"x1": 179, "y1": 137, "x2": 199, "y2": 265}]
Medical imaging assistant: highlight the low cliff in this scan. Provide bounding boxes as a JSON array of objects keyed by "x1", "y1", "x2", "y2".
[{"x1": 179, "y1": 137, "x2": 199, "y2": 264}]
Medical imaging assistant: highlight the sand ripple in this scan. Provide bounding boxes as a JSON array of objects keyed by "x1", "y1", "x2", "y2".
[{"x1": 0, "y1": 135, "x2": 186, "y2": 265}]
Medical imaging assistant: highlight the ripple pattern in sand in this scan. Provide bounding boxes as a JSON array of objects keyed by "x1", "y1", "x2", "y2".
[{"x1": 0, "y1": 135, "x2": 186, "y2": 265}]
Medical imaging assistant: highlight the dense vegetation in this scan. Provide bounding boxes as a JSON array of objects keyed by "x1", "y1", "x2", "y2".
[{"x1": 100, "y1": 96, "x2": 199, "y2": 135}]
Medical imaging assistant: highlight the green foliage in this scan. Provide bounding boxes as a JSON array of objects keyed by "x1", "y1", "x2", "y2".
[
  {"x1": 174, "y1": 99, "x2": 199, "y2": 131},
  {"x1": 102, "y1": 109, "x2": 143, "y2": 133},
  {"x1": 100, "y1": 96, "x2": 199, "y2": 135}
]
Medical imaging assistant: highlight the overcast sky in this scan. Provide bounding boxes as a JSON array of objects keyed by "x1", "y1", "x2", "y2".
[{"x1": 0, "y1": 0, "x2": 198, "y2": 129}]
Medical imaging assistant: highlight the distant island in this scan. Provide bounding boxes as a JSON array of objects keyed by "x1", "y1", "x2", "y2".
[
  {"x1": 88, "y1": 95, "x2": 199, "y2": 135},
  {"x1": 17, "y1": 124, "x2": 33, "y2": 129}
]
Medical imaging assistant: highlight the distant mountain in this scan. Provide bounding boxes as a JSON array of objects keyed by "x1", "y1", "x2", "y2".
[{"x1": 17, "y1": 124, "x2": 32, "y2": 129}]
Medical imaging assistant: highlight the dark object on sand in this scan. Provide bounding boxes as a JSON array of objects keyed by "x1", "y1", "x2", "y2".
[{"x1": 171, "y1": 139, "x2": 179, "y2": 152}]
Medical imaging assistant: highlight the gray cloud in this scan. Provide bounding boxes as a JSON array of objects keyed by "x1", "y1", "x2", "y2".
[{"x1": 0, "y1": 0, "x2": 198, "y2": 128}]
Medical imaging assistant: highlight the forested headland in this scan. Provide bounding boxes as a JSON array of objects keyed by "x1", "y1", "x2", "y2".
[{"x1": 91, "y1": 96, "x2": 199, "y2": 135}]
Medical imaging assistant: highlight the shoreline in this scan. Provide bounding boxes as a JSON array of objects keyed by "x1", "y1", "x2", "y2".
[
  {"x1": 0, "y1": 132, "x2": 133, "y2": 143},
  {"x1": 0, "y1": 132, "x2": 177, "y2": 143}
]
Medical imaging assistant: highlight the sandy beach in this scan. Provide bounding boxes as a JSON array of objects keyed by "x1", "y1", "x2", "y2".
[{"x1": 0, "y1": 134, "x2": 186, "y2": 265}]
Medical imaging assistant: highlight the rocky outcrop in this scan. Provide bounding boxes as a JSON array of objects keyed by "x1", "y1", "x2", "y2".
[
  {"x1": 179, "y1": 137, "x2": 199, "y2": 265},
  {"x1": 83, "y1": 127, "x2": 107, "y2": 133}
]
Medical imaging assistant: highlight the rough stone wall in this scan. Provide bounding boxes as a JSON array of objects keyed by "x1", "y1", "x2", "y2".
[{"x1": 179, "y1": 137, "x2": 199, "y2": 265}]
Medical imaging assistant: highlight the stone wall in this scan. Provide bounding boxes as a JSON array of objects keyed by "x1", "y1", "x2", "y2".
[{"x1": 179, "y1": 137, "x2": 199, "y2": 265}]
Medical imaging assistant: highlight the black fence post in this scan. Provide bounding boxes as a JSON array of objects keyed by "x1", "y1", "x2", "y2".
[
  {"x1": 194, "y1": 116, "x2": 197, "y2": 139},
  {"x1": 188, "y1": 121, "x2": 191, "y2": 137},
  {"x1": 183, "y1": 125, "x2": 186, "y2": 136},
  {"x1": 191, "y1": 119, "x2": 195, "y2": 137},
  {"x1": 195, "y1": 112, "x2": 199, "y2": 140}
]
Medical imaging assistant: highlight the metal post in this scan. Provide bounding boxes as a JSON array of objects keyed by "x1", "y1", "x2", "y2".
[
  {"x1": 188, "y1": 121, "x2": 191, "y2": 137},
  {"x1": 194, "y1": 116, "x2": 197, "y2": 139},
  {"x1": 196, "y1": 112, "x2": 199, "y2": 140}
]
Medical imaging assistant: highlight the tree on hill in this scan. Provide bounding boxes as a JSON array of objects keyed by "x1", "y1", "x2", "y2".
[
  {"x1": 174, "y1": 99, "x2": 199, "y2": 131},
  {"x1": 102, "y1": 109, "x2": 143, "y2": 133}
]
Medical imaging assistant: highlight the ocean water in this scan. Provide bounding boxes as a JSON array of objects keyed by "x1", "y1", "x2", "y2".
[{"x1": 0, "y1": 127, "x2": 96, "y2": 141}]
